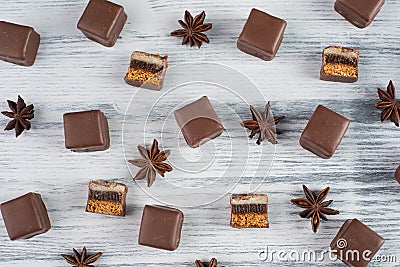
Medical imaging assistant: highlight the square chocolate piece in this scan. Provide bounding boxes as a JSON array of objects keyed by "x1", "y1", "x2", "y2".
[
  {"x1": 230, "y1": 194, "x2": 269, "y2": 228},
  {"x1": 63, "y1": 110, "x2": 110, "y2": 152},
  {"x1": 1, "y1": 192, "x2": 51, "y2": 240},
  {"x1": 77, "y1": 0, "x2": 127, "y2": 47},
  {"x1": 124, "y1": 51, "x2": 168, "y2": 90},
  {"x1": 300, "y1": 105, "x2": 350, "y2": 159},
  {"x1": 0, "y1": 21, "x2": 40, "y2": 66},
  {"x1": 86, "y1": 180, "x2": 128, "y2": 216},
  {"x1": 138, "y1": 205, "x2": 184, "y2": 251},
  {"x1": 335, "y1": 0, "x2": 385, "y2": 28},
  {"x1": 237, "y1": 8, "x2": 287, "y2": 61},
  {"x1": 320, "y1": 46, "x2": 360, "y2": 83},
  {"x1": 331, "y1": 219, "x2": 384, "y2": 267},
  {"x1": 174, "y1": 96, "x2": 224, "y2": 148}
]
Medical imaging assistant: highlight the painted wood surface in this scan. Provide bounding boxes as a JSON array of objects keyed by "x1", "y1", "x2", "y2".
[{"x1": 0, "y1": 0, "x2": 400, "y2": 266}]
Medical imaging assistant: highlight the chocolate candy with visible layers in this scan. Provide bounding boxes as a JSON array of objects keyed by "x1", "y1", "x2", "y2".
[
  {"x1": 230, "y1": 194, "x2": 269, "y2": 228},
  {"x1": 1, "y1": 192, "x2": 51, "y2": 240},
  {"x1": 138, "y1": 205, "x2": 184, "y2": 251},
  {"x1": 237, "y1": 8, "x2": 286, "y2": 61},
  {"x1": 63, "y1": 110, "x2": 110, "y2": 152},
  {"x1": 300, "y1": 105, "x2": 350, "y2": 159},
  {"x1": 335, "y1": 0, "x2": 385, "y2": 28},
  {"x1": 0, "y1": 21, "x2": 40, "y2": 66},
  {"x1": 331, "y1": 219, "x2": 384, "y2": 267},
  {"x1": 77, "y1": 0, "x2": 127, "y2": 47}
]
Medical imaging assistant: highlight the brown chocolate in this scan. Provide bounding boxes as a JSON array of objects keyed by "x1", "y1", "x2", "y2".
[
  {"x1": 335, "y1": 0, "x2": 385, "y2": 28},
  {"x1": 86, "y1": 180, "x2": 128, "y2": 216},
  {"x1": 237, "y1": 8, "x2": 286, "y2": 61},
  {"x1": 0, "y1": 21, "x2": 40, "y2": 66},
  {"x1": 124, "y1": 51, "x2": 168, "y2": 90},
  {"x1": 174, "y1": 96, "x2": 224, "y2": 148},
  {"x1": 63, "y1": 110, "x2": 110, "y2": 152},
  {"x1": 331, "y1": 219, "x2": 384, "y2": 267},
  {"x1": 1, "y1": 192, "x2": 51, "y2": 240},
  {"x1": 320, "y1": 46, "x2": 360, "y2": 83},
  {"x1": 395, "y1": 165, "x2": 400, "y2": 184},
  {"x1": 138, "y1": 205, "x2": 184, "y2": 251},
  {"x1": 230, "y1": 194, "x2": 269, "y2": 228},
  {"x1": 77, "y1": 0, "x2": 127, "y2": 47},
  {"x1": 300, "y1": 105, "x2": 350, "y2": 159}
]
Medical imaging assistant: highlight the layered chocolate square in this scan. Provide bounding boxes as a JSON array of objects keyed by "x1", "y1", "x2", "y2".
[
  {"x1": 237, "y1": 8, "x2": 286, "y2": 61},
  {"x1": 300, "y1": 105, "x2": 350, "y2": 159},
  {"x1": 174, "y1": 96, "x2": 224, "y2": 148},
  {"x1": 77, "y1": 0, "x2": 127, "y2": 47},
  {"x1": 230, "y1": 194, "x2": 269, "y2": 228},
  {"x1": 0, "y1": 21, "x2": 40, "y2": 66},
  {"x1": 331, "y1": 219, "x2": 384, "y2": 267},
  {"x1": 63, "y1": 110, "x2": 110, "y2": 152},
  {"x1": 335, "y1": 0, "x2": 385, "y2": 28},
  {"x1": 1, "y1": 192, "x2": 51, "y2": 240},
  {"x1": 138, "y1": 205, "x2": 184, "y2": 251}
]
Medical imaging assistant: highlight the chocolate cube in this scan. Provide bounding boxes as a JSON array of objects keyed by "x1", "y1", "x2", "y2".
[
  {"x1": 335, "y1": 0, "x2": 385, "y2": 28},
  {"x1": 1, "y1": 192, "x2": 51, "y2": 240},
  {"x1": 0, "y1": 21, "x2": 40, "y2": 66},
  {"x1": 331, "y1": 219, "x2": 384, "y2": 267},
  {"x1": 320, "y1": 46, "x2": 360, "y2": 83},
  {"x1": 138, "y1": 205, "x2": 184, "y2": 251},
  {"x1": 300, "y1": 105, "x2": 350, "y2": 159},
  {"x1": 77, "y1": 0, "x2": 127, "y2": 47},
  {"x1": 86, "y1": 180, "x2": 128, "y2": 216},
  {"x1": 174, "y1": 96, "x2": 224, "y2": 148},
  {"x1": 124, "y1": 51, "x2": 168, "y2": 90},
  {"x1": 230, "y1": 194, "x2": 269, "y2": 228},
  {"x1": 237, "y1": 8, "x2": 287, "y2": 61},
  {"x1": 63, "y1": 110, "x2": 110, "y2": 152}
]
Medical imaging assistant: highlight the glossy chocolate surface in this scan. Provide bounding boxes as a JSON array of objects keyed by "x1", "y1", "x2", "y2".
[
  {"x1": 335, "y1": 0, "x2": 385, "y2": 28},
  {"x1": 77, "y1": 0, "x2": 127, "y2": 47},
  {"x1": 237, "y1": 8, "x2": 286, "y2": 61},
  {"x1": 138, "y1": 205, "x2": 184, "y2": 251},
  {"x1": 1, "y1": 192, "x2": 51, "y2": 240},
  {"x1": 300, "y1": 105, "x2": 350, "y2": 159},
  {"x1": 0, "y1": 21, "x2": 40, "y2": 66},
  {"x1": 63, "y1": 110, "x2": 110, "y2": 152}
]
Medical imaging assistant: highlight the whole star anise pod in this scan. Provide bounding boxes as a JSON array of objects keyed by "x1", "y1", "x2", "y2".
[
  {"x1": 374, "y1": 80, "x2": 400, "y2": 127},
  {"x1": 291, "y1": 185, "x2": 340, "y2": 233},
  {"x1": 1, "y1": 95, "x2": 34, "y2": 137},
  {"x1": 170, "y1": 10, "x2": 212, "y2": 48},
  {"x1": 240, "y1": 102, "x2": 285, "y2": 145},
  {"x1": 195, "y1": 258, "x2": 225, "y2": 267},
  {"x1": 128, "y1": 139, "x2": 172, "y2": 187},
  {"x1": 61, "y1": 247, "x2": 102, "y2": 267}
]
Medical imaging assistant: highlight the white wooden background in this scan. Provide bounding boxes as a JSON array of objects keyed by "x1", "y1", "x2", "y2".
[{"x1": 1, "y1": 0, "x2": 400, "y2": 266}]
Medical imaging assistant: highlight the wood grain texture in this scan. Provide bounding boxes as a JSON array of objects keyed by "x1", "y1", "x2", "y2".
[{"x1": 1, "y1": 0, "x2": 400, "y2": 266}]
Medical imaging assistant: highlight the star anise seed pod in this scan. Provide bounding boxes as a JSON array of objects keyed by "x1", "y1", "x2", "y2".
[
  {"x1": 195, "y1": 258, "x2": 224, "y2": 267},
  {"x1": 240, "y1": 102, "x2": 285, "y2": 145},
  {"x1": 61, "y1": 247, "x2": 102, "y2": 267},
  {"x1": 1, "y1": 95, "x2": 34, "y2": 137},
  {"x1": 170, "y1": 10, "x2": 212, "y2": 48},
  {"x1": 128, "y1": 139, "x2": 173, "y2": 187},
  {"x1": 374, "y1": 80, "x2": 400, "y2": 127},
  {"x1": 291, "y1": 185, "x2": 340, "y2": 233}
]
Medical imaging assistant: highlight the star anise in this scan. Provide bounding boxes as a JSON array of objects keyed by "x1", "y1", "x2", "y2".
[
  {"x1": 240, "y1": 102, "x2": 285, "y2": 145},
  {"x1": 1, "y1": 95, "x2": 34, "y2": 137},
  {"x1": 61, "y1": 247, "x2": 102, "y2": 267},
  {"x1": 128, "y1": 139, "x2": 172, "y2": 187},
  {"x1": 291, "y1": 185, "x2": 340, "y2": 233},
  {"x1": 195, "y1": 258, "x2": 224, "y2": 267},
  {"x1": 170, "y1": 10, "x2": 212, "y2": 48},
  {"x1": 374, "y1": 80, "x2": 400, "y2": 127}
]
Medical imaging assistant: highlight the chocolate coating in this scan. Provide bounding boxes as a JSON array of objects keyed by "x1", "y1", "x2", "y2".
[
  {"x1": 331, "y1": 219, "x2": 384, "y2": 267},
  {"x1": 138, "y1": 205, "x2": 184, "y2": 251},
  {"x1": 237, "y1": 8, "x2": 286, "y2": 61},
  {"x1": 63, "y1": 110, "x2": 110, "y2": 152},
  {"x1": 77, "y1": 0, "x2": 127, "y2": 47},
  {"x1": 0, "y1": 21, "x2": 40, "y2": 66},
  {"x1": 300, "y1": 105, "x2": 350, "y2": 159},
  {"x1": 1, "y1": 192, "x2": 51, "y2": 240},
  {"x1": 335, "y1": 0, "x2": 385, "y2": 28}
]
